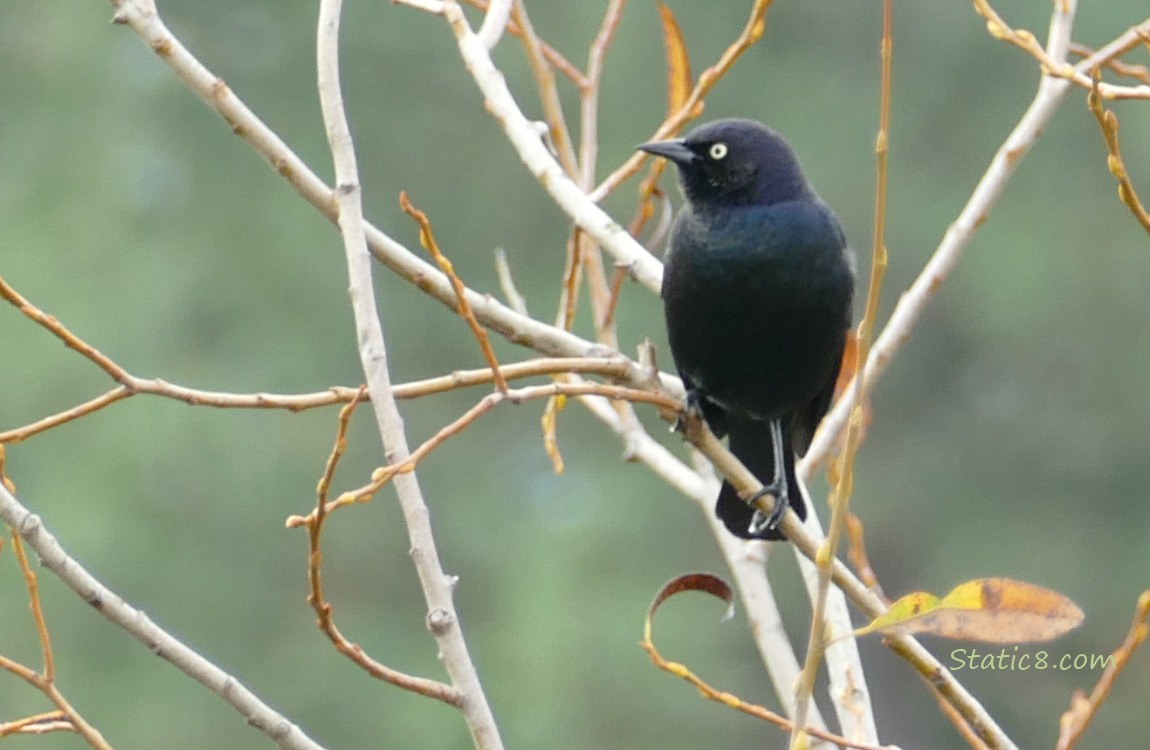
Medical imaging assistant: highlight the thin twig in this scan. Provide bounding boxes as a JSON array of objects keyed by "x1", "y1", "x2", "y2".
[
  {"x1": 1054, "y1": 590, "x2": 1150, "y2": 750},
  {"x1": 556, "y1": 229, "x2": 583, "y2": 330},
  {"x1": 1087, "y1": 71, "x2": 1150, "y2": 235},
  {"x1": 511, "y1": 0, "x2": 578, "y2": 177},
  {"x1": 304, "y1": 390, "x2": 461, "y2": 703},
  {"x1": 845, "y1": 514, "x2": 882, "y2": 593},
  {"x1": 0, "y1": 539, "x2": 113, "y2": 750},
  {"x1": 598, "y1": 264, "x2": 628, "y2": 331},
  {"x1": 579, "y1": 0, "x2": 626, "y2": 187},
  {"x1": 0, "y1": 712, "x2": 70, "y2": 739},
  {"x1": 640, "y1": 633, "x2": 893, "y2": 750},
  {"x1": 1070, "y1": 42, "x2": 1150, "y2": 85},
  {"x1": 971, "y1": 2, "x2": 1150, "y2": 100},
  {"x1": 11, "y1": 535, "x2": 55, "y2": 682},
  {"x1": 0, "y1": 274, "x2": 130, "y2": 384},
  {"x1": 494, "y1": 248, "x2": 528, "y2": 314},
  {"x1": 792, "y1": 1, "x2": 893, "y2": 744},
  {"x1": 0, "y1": 388, "x2": 133, "y2": 445},
  {"x1": 400, "y1": 192, "x2": 510, "y2": 392},
  {"x1": 575, "y1": 0, "x2": 628, "y2": 348},
  {"x1": 290, "y1": 380, "x2": 680, "y2": 519},
  {"x1": 0, "y1": 271, "x2": 634, "y2": 444}
]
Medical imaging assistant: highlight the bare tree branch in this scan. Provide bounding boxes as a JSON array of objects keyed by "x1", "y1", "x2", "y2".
[
  {"x1": 316, "y1": 1, "x2": 504, "y2": 747},
  {"x1": 803, "y1": 0, "x2": 1085, "y2": 478},
  {"x1": 0, "y1": 484, "x2": 328, "y2": 750}
]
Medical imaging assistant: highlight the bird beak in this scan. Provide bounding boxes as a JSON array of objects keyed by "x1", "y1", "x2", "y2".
[{"x1": 637, "y1": 138, "x2": 698, "y2": 165}]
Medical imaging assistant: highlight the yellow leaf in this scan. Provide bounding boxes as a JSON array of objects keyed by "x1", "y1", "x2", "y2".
[
  {"x1": 657, "y1": 3, "x2": 692, "y2": 115},
  {"x1": 855, "y1": 578, "x2": 1084, "y2": 643}
]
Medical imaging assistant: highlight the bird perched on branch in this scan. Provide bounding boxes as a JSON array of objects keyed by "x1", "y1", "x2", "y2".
[{"x1": 639, "y1": 119, "x2": 855, "y2": 540}]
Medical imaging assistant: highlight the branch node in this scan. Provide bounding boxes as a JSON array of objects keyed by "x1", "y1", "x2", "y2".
[{"x1": 427, "y1": 608, "x2": 455, "y2": 635}]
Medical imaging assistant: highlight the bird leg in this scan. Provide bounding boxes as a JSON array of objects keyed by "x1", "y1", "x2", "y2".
[{"x1": 745, "y1": 418, "x2": 789, "y2": 536}]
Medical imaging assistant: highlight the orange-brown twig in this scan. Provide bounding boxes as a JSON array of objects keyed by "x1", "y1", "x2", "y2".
[
  {"x1": 845, "y1": 513, "x2": 882, "y2": 594},
  {"x1": 0, "y1": 445, "x2": 13, "y2": 493},
  {"x1": 925, "y1": 681, "x2": 991, "y2": 750},
  {"x1": 627, "y1": 167, "x2": 668, "y2": 239},
  {"x1": 0, "y1": 712, "x2": 71, "y2": 738},
  {"x1": 11, "y1": 535, "x2": 54, "y2": 681},
  {"x1": 510, "y1": 0, "x2": 578, "y2": 177},
  {"x1": 399, "y1": 192, "x2": 510, "y2": 394},
  {"x1": 640, "y1": 630, "x2": 893, "y2": 750},
  {"x1": 598, "y1": 264, "x2": 629, "y2": 332},
  {"x1": 0, "y1": 275, "x2": 129, "y2": 384},
  {"x1": 289, "y1": 393, "x2": 501, "y2": 524},
  {"x1": 289, "y1": 380, "x2": 680, "y2": 521},
  {"x1": 0, "y1": 534, "x2": 113, "y2": 749},
  {"x1": 972, "y1": 2, "x2": 1150, "y2": 100},
  {"x1": 540, "y1": 392, "x2": 566, "y2": 473},
  {"x1": 303, "y1": 387, "x2": 461, "y2": 705},
  {"x1": 1070, "y1": 42, "x2": 1150, "y2": 85},
  {"x1": 625, "y1": 3, "x2": 688, "y2": 238},
  {"x1": 0, "y1": 352, "x2": 631, "y2": 444},
  {"x1": 574, "y1": 2, "x2": 628, "y2": 346},
  {"x1": 557, "y1": 230, "x2": 583, "y2": 332},
  {"x1": 971, "y1": 0, "x2": 1062, "y2": 73},
  {"x1": 591, "y1": 0, "x2": 775, "y2": 202},
  {"x1": 792, "y1": 1, "x2": 893, "y2": 743},
  {"x1": 1055, "y1": 590, "x2": 1150, "y2": 750},
  {"x1": 1088, "y1": 71, "x2": 1150, "y2": 235},
  {"x1": 1, "y1": 388, "x2": 133, "y2": 445}
]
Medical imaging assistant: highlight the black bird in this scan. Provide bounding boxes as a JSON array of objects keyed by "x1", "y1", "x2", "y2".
[{"x1": 639, "y1": 119, "x2": 855, "y2": 540}]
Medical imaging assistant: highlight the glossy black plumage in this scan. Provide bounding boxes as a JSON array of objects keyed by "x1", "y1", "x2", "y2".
[{"x1": 639, "y1": 119, "x2": 855, "y2": 540}]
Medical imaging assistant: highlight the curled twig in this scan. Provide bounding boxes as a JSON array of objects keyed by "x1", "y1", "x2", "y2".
[
  {"x1": 400, "y1": 191, "x2": 509, "y2": 393},
  {"x1": 303, "y1": 388, "x2": 461, "y2": 704},
  {"x1": 1088, "y1": 71, "x2": 1150, "y2": 235}
]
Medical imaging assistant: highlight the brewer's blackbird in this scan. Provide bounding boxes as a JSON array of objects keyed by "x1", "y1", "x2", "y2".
[{"x1": 639, "y1": 119, "x2": 855, "y2": 540}]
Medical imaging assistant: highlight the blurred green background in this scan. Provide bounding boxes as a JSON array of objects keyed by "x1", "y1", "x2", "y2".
[{"x1": 2, "y1": 1, "x2": 1148, "y2": 748}]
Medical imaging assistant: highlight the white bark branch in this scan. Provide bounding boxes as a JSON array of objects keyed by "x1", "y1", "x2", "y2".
[
  {"x1": 475, "y1": 0, "x2": 512, "y2": 49},
  {"x1": 0, "y1": 485, "x2": 328, "y2": 750},
  {"x1": 316, "y1": 2, "x2": 504, "y2": 747},
  {"x1": 439, "y1": 0, "x2": 664, "y2": 294},
  {"x1": 803, "y1": 0, "x2": 1090, "y2": 478}
]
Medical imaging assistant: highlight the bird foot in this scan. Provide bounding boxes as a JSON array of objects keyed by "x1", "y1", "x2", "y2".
[
  {"x1": 672, "y1": 389, "x2": 707, "y2": 436},
  {"x1": 745, "y1": 483, "x2": 788, "y2": 537}
]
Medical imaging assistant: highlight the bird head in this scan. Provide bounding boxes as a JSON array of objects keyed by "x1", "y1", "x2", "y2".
[{"x1": 638, "y1": 118, "x2": 812, "y2": 208}]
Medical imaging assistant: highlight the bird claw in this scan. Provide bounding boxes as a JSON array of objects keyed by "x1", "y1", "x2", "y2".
[{"x1": 745, "y1": 483, "x2": 788, "y2": 537}]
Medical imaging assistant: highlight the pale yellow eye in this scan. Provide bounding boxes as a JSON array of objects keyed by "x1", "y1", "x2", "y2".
[{"x1": 709, "y1": 142, "x2": 728, "y2": 160}]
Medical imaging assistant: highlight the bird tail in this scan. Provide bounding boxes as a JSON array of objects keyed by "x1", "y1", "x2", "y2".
[{"x1": 715, "y1": 418, "x2": 807, "y2": 540}]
